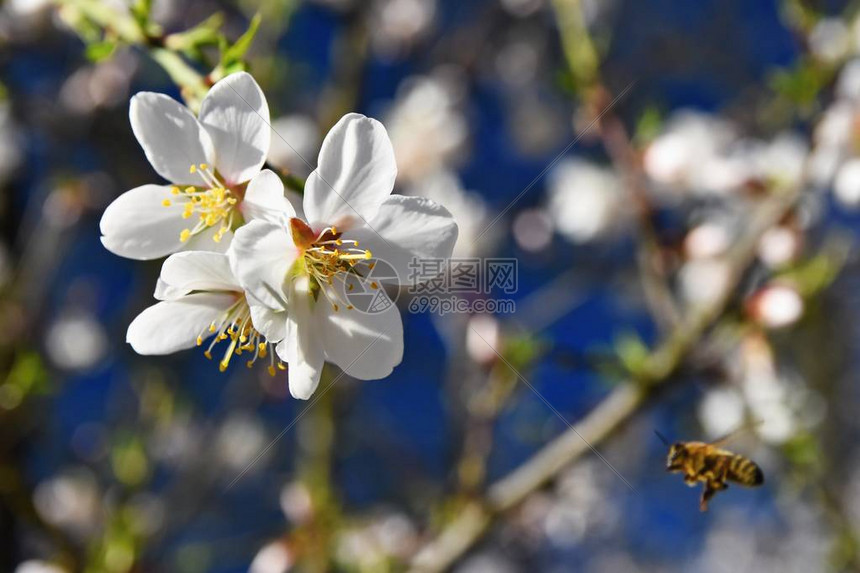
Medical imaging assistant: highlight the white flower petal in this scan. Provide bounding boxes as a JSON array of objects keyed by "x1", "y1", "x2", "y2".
[
  {"x1": 240, "y1": 169, "x2": 296, "y2": 223},
  {"x1": 249, "y1": 302, "x2": 287, "y2": 342},
  {"x1": 347, "y1": 195, "x2": 458, "y2": 284},
  {"x1": 185, "y1": 224, "x2": 234, "y2": 254},
  {"x1": 303, "y1": 113, "x2": 397, "y2": 229},
  {"x1": 160, "y1": 251, "x2": 239, "y2": 293},
  {"x1": 286, "y1": 188, "x2": 306, "y2": 221},
  {"x1": 228, "y1": 220, "x2": 297, "y2": 310},
  {"x1": 126, "y1": 293, "x2": 236, "y2": 355},
  {"x1": 199, "y1": 72, "x2": 270, "y2": 185},
  {"x1": 100, "y1": 184, "x2": 190, "y2": 260},
  {"x1": 129, "y1": 92, "x2": 214, "y2": 186},
  {"x1": 319, "y1": 295, "x2": 403, "y2": 380},
  {"x1": 277, "y1": 276, "x2": 325, "y2": 399},
  {"x1": 154, "y1": 278, "x2": 187, "y2": 301}
]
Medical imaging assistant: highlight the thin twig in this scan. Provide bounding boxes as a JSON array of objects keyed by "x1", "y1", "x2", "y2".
[{"x1": 408, "y1": 187, "x2": 802, "y2": 572}]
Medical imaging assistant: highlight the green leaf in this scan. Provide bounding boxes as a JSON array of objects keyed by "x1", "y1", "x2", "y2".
[
  {"x1": 164, "y1": 12, "x2": 225, "y2": 56},
  {"x1": 218, "y1": 13, "x2": 261, "y2": 73},
  {"x1": 634, "y1": 105, "x2": 663, "y2": 144},
  {"x1": 85, "y1": 40, "x2": 117, "y2": 62},
  {"x1": 130, "y1": 0, "x2": 152, "y2": 28},
  {"x1": 614, "y1": 332, "x2": 650, "y2": 377}
]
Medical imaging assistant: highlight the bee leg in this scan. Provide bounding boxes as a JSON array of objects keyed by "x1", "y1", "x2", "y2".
[{"x1": 699, "y1": 480, "x2": 727, "y2": 512}]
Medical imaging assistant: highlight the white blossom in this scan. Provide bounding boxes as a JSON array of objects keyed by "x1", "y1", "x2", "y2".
[
  {"x1": 230, "y1": 113, "x2": 458, "y2": 399},
  {"x1": 126, "y1": 251, "x2": 285, "y2": 374},
  {"x1": 101, "y1": 72, "x2": 276, "y2": 260}
]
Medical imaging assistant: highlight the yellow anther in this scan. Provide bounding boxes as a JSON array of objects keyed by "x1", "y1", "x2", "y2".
[
  {"x1": 278, "y1": 362, "x2": 286, "y2": 370},
  {"x1": 219, "y1": 361, "x2": 228, "y2": 372},
  {"x1": 365, "y1": 250, "x2": 373, "y2": 259},
  {"x1": 371, "y1": 282, "x2": 378, "y2": 289},
  {"x1": 171, "y1": 186, "x2": 180, "y2": 195},
  {"x1": 333, "y1": 304, "x2": 339, "y2": 312},
  {"x1": 348, "y1": 283, "x2": 354, "y2": 291},
  {"x1": 162, "y1": 199, "x2": 172, "y2": 207},
  {"x1": 331, "y1": 226, "x2": 338, "y2": 234},
  {"x1": 346, "y1": 305, "x2": 354, "y2": 310},
  {"x1": 268, "y1": 365, "x2": 276, "y2": 376},
  {"x1": 204, "y1": 351, "x2": 212, "y2": 359},
  {"x1": 199, "y1": 163, "x2": 208, "y2": 170},
  {"x1": 196, "y1": 336, "x2": 203, "y2": 346},
  {"x1": 180, "y1": 229, "x2": 191, "y2": 242},
  {"x1": 246, "y1": 361, "x2": 253, "y2": 369},
  {"x1": 189, "y1": 165, "x2": 197, "y2": 174}
]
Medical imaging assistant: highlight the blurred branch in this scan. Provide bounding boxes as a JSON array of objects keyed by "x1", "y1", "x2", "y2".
[
  {"x1": 294, "y1": 369, "x2": 340, "y2": 572},
  {"x1": 409, "y1": 185, "x2": 803, "y2": 571},
  {"x1": 551, "y1": 0, "x2": 682, "y2": 332},
  {"x1": 56, "y1": 0, "x2": 208, "y2": 106},
  {"x1": 55, "y1": 0, "x2": 263, "y2": 111}
]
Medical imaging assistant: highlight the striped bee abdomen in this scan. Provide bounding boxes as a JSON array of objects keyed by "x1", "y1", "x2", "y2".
[{"x1": 727, "y1": 455, "x2": 764, "y2": 487}]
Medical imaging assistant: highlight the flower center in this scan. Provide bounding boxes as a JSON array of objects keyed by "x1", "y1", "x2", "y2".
[
  {"x1": 162, "y1": 163, "x2": 238, "y2": 244},
  {"x1": 196, "y1": 294, "x2": 285, "y2": 375},
  {"x1": 290, "y1": 218, "x2": 376, "y2": 312}
]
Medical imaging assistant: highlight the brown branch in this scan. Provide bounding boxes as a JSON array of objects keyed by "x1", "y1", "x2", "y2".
[{"x1": 408, "y1": 187, "x2": 801, "y2": 572}]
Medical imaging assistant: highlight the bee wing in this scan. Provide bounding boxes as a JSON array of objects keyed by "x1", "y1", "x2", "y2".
[{"x1": 708, "y1": 420, "x2": 763, "y2": 448}]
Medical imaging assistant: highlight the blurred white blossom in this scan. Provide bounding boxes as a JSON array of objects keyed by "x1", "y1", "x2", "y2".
[
  {"x1": 698, "y1": 388, "x2": 745, "y2": 439},
  {"x1": 644, "y1": 110, "x2": 740, "y2": 196},
  {"x1": 466, "y1": 314, "x2": 501, "y2": 366},
  {"x1": 14, "y1": 562, "x2": 65, "y2": 573},
  {"x1": 513, "y1": 207, "x2": 553, "y2": 252},
  {"x1": 216, "y1": 413, "x2": 268, "y2": 472},
  {"x1": 684, "y1": 222, "x2": 732, "y2": 260},
  {"x1": 0, "y1": 99, "x2": 21, "y2": 185},
  {"x1": 60, "y1": 51, "x2": 138, "y2": 115},
  {"x1": 747, "y1": 284, "x2": 804, "y2": 329},
  {"x1": 834, "y1": 157, "x2": 860, "y2": 207},
  {"x1": 45, "y1": 310, "x2": 109, "y2": 372},
  {"x1": 370, "y1": 0, "x2": 436, "y2": 58},
  {"x1": 33, "y1": 468, "x2": 101, "y2": 537},
  {"x1": 406, "y1": 169, "x2": 494, "y2": 257},
  {"x1": 809, "y1": 18, "x2": 851, "y2": 63},
  {"x1": 757, "y1": 226, "x2": 801, "y2": 268},
  {"x1": 280, "y1": 481, "x2": 314, "y2": 525},
  {"x1": 250, "y1": 541, "x2": 294, "y2": 573},
  {"x1": 547, "y1": 158, "x2": 625, "y2": 243},
  {"x1": 268, "y1": 114, "x2": 321, "y2": 178},
  {"x1": 735, "y1": 335, "x2": 796, "y2": 444},
  {"x1": 384, "y1": 70, "x2": 468, "y2": 183}
]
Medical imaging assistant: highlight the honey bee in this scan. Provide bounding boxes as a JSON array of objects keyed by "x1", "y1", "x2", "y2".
[{"x1": 658, "y1": 429, "x2": 764, "y2": 511}]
